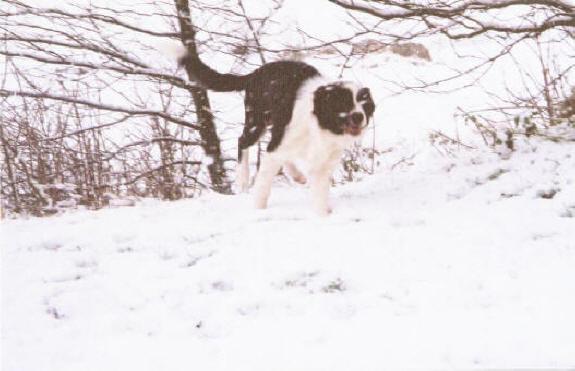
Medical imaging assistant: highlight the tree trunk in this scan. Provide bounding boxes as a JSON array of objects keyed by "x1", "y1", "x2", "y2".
[{"x1": 174, "y1": 0, "x2": 231, "y2": 194}]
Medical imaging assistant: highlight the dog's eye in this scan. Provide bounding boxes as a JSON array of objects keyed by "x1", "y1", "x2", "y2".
[
  {"x1": 363, "y1": 101, "x2": 375, "y2": 117},
  {"x1": 357, "y1": 88, "x2": 371, "y2": 102}
]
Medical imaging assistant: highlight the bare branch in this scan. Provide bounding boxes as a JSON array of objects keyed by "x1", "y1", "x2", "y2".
[
  {"x1": 328, "y1": 0, "x2": 575, "y2": 38},
  {"x1": 0, "y1": 89, "x2": 200, "y2": 130}
]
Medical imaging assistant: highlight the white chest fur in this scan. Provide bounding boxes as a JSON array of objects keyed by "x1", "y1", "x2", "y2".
[{"x1": 249, "y1": 77, "x2": 365, "y2": 216}]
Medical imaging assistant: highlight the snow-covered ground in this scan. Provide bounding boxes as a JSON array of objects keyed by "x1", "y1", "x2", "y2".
[
  {"x1": 3, "y1": 2, "x2": 575, "y2": 368},
  {"x1": 3, "y1": 131, "x2": 575, "y2": 369}
]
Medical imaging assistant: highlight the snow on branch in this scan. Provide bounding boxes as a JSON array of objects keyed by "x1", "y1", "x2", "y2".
[
  {"x1": 328, "y1": 0, "x2": 575, "y2": 38},
  {"x1": 0, "y1": 89, "x2": 200, "y2": 130},
  {"x1": 0, "y1": 49, "x2": 197, "y2": 91}
]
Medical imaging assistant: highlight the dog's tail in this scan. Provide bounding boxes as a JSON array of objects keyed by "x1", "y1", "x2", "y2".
[{"x1": 178, "y1": 51, "x2": 248, "y2": 92}]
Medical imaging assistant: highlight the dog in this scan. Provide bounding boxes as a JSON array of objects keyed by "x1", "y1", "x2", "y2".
[{"x1": 178, "y1": 52, "x2": 375, "y2": 215}]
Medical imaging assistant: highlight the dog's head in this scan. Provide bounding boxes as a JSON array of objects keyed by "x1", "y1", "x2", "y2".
[{"x1": 313, "y1": 82, "x2": 375, "y2": 136}]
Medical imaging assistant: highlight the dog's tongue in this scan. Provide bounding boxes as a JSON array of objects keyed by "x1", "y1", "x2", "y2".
[{"x1": 344, "y1": 125, "x2": 362, "y2": 136}]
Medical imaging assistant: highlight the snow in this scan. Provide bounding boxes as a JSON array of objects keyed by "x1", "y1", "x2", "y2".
[
  {"x1": 3, "y1": 1, "x2": 575, "y2": 369},
  {"x1": 3, "y1": 132, "x2": 575, "y2": 369}
]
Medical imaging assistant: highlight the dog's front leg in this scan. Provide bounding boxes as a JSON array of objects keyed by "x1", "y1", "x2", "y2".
[
  {"x1": 310, "y1": 171, "x2": 332, "y2": 216},
  {"x1": 309, "y1": 153, "x2": 340, "y2": 216},
  {"x1": 253, "y1": 155, "x2": 282, "y2": 209}
]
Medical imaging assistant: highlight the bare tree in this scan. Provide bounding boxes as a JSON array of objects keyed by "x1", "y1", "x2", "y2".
[
  {"x1": 174, "y1": 0, "x2": 231, "y2": 194},
  {"x1": 0, "y1": 0, "x2": 291, "y2": 216},
  {"x1": 328, "y1": 0, "x2": 574, "y2": 39}
]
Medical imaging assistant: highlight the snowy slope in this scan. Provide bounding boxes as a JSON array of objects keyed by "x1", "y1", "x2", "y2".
[
  {"x1": 3, "y1": 135, "x2": 575, "y2": 370},
  {"x1": 3, "y1": 2, "x2": 575, "y2": 368}
]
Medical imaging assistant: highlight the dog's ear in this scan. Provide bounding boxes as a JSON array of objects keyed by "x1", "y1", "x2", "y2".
[
  {"x1": 313, "y1": 85, "x2": 338, "y2": 132},
  {"x1": 357, "y1": 87, "x2": 375, "y2": 118},
  {"x1": 313, "y1": 85, "x2": 331, "y2": 117}
]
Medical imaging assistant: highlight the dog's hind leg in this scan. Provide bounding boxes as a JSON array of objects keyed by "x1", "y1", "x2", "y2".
[
  {"x1": 284, "y1": 162, "x2": 307, "y2": 184},
  {"x1": 236, "y1": 148, "x2": 250, "y2": 193},
  {"x1": 253, "y1": 154, "x2": 282, "y2": 209},
  {"x1": 236, "y1": 105, "x2": 265, "y2": 193}
]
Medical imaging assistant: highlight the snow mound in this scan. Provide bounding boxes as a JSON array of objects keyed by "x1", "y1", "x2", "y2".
[{"x1": 3, "y1": 137, "x2": 575, "y2": 370}]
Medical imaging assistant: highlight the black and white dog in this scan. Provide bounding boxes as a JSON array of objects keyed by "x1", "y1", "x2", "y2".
[{"x1": 179, "y1": 52, "x2": 376, "y2": 215}]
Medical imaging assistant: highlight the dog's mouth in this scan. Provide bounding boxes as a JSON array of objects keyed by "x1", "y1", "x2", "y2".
[
  {"x1": 342, "y1": 112, "x2": 367, "y2": 136},
  {"x1": 343, "y1": 124, "x2": 363, "y2": 136}
]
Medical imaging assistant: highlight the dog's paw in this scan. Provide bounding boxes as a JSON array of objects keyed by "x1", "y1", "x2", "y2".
[
  {"x1": 238, "y1": 181, "x2": 250, "y2": 193},
  {"x1": 284, "y1": 162, "x2": 307, "y2": 185},
  {"x1": 254, "y1": 196, "x2": 268, "y2": 210},
  {"x1": 292, "y1": 174, "x2": 307, "y2": 185},
  {"x1": 315, "y1": 205, "x2": 333, "y2": 217},
  {"x1": 236, "y1": 174, "x2": 250, "y2": 193}
]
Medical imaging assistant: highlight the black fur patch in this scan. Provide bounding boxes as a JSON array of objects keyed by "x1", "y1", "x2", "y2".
[
  {"x1": 179, "y1": 51, "x2": 376, "y2": 159},
  {"x1": 313, "y1": 83, "x2": 356, "y2": 135},
  {"x1": 238, "y1": 61, "x2": 319, "y2": 158},
  {"x1": 357, "y1": 88, "x2": 375, "y2": 118}
]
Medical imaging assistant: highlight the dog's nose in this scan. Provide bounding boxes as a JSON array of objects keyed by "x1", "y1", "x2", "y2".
[{"x1": 351, "y1": 112, "x2": 364, "y2": 125}]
